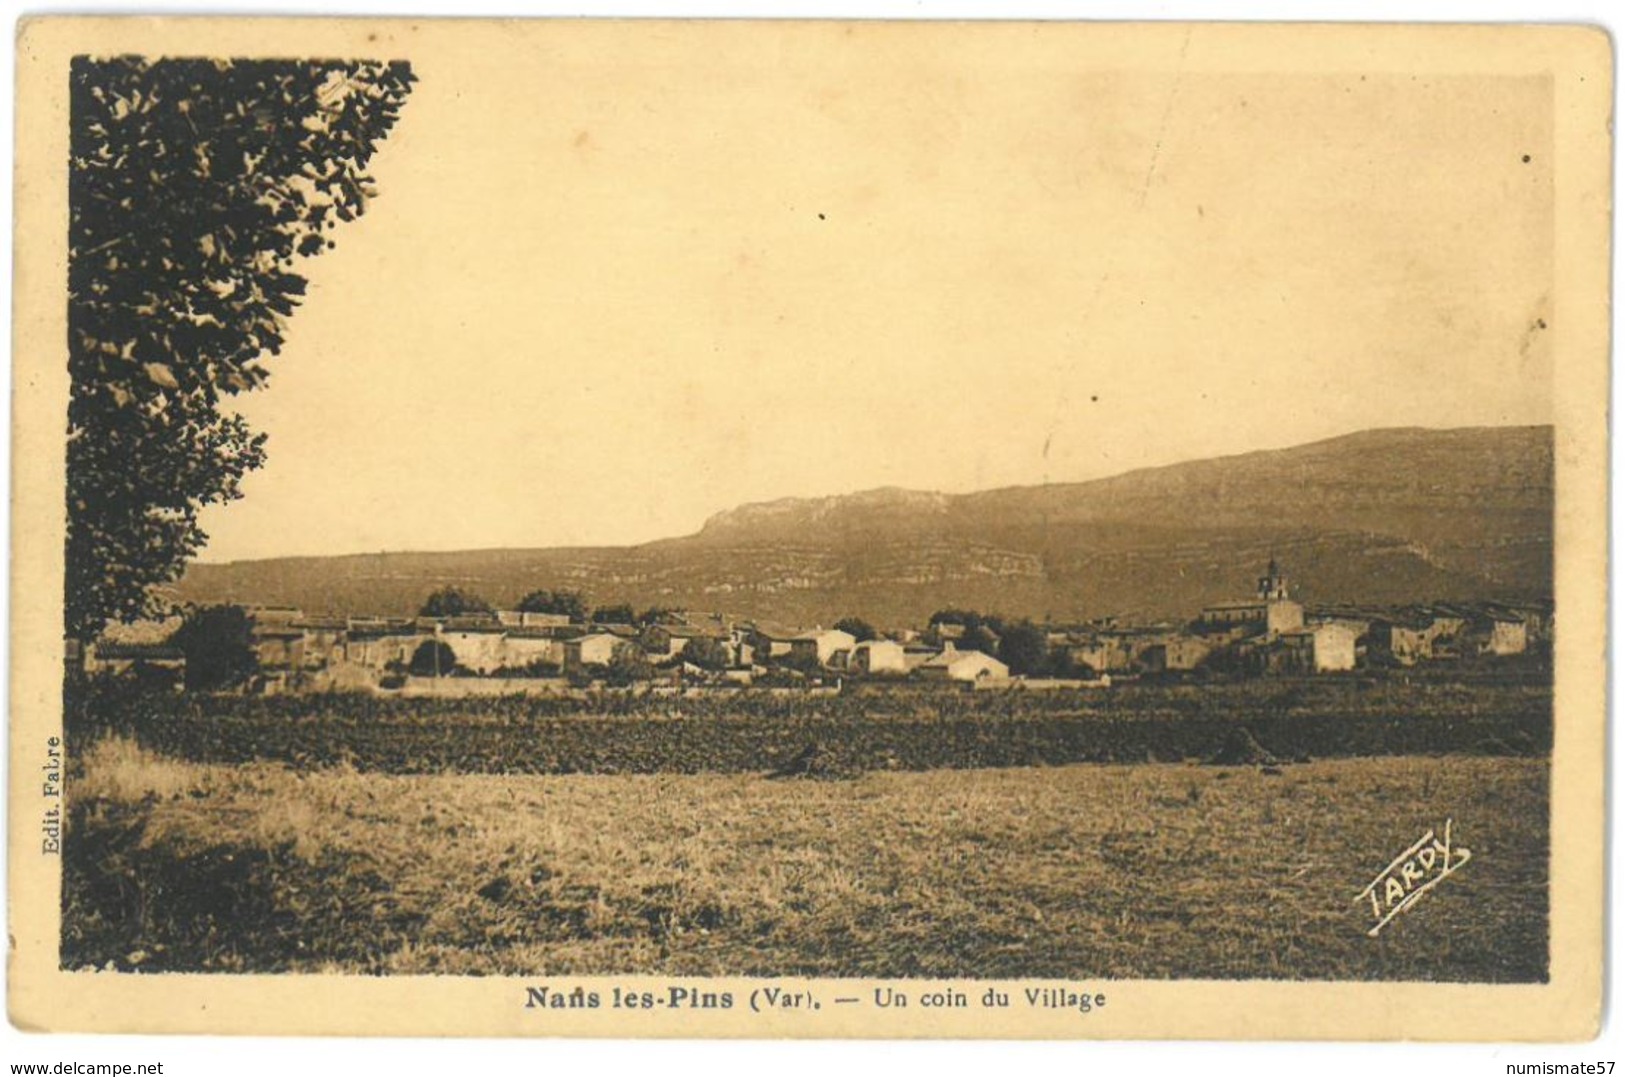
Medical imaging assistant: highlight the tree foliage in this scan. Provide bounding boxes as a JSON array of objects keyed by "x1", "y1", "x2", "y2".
[
  {"x1": 833, "y1": 617, "x2": 877, "y2": 642},
  {"x1": 604, "y1": 642, "x2": 654, "y2": 686},
  {"x1": 1048, "y1": 646, "x2": 1094, "y2": 678},
  {"x1": 929, "y1": 609, "x2": 1006, "y2": 633},
  {"x1": 419, "y1": 587, "x2": 492, "y2": 618},
  {"x1": 779, "y1": 648, "x2": 824, "y2": 675},
  {"x1": 680, "y1": 635, "x2": 732, "y2": 671},
  {"x1": 169, "y1": 603, "x2": 258, "y2": 690},
  {"x1": 927, "y1": 609, "x2": 1005, "y2": 655},
  {"x1": 996, "y1": 621, "x2": 1050, "y2": 676},
  {"x1": 961, "y1": 624, "x2": 1002, "y2": 656},
  {"x1": 407, "y1": 640, "x2": 458, "y2": 677},
  {"x1": 590, "y1": 604, "x2": 636, "y2": 625},
  {"x1": 516, "y1": 589, "x2": 586, "y2": 620},
  {"x1": 67, "y1": 57, "x2": 415, "y2": 641}
]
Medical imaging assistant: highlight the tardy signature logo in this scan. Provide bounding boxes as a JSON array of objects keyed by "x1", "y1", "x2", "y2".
[{"x1": 1354, "y1": 819, "x2": 1472, "y2": 937}]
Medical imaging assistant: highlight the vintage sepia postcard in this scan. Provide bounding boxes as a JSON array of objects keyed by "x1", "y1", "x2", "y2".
[{"x1": 7, "y1": 17, "x2": 1611, "y2": 1040}]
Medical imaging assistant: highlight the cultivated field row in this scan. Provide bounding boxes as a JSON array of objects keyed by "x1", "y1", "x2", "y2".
[{"x1": 68, "y1": 677, "x2": 1552, "y2": 776}]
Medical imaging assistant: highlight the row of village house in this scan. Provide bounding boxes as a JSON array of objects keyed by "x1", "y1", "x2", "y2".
[
  {"x1": 79, "y1": 561, "x2": 1550, "y2": 691},
  {"x1": 1066, "y1": 560, "x2": 1547, "y2": 677},
  {"x1": 81, "y1": 607, "x2": 1013, "y2": 689}
]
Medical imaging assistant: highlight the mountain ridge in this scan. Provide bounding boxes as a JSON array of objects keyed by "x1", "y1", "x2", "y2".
[{"x1": 177, "y1": 424, "x2": 1553, "y2": 625}]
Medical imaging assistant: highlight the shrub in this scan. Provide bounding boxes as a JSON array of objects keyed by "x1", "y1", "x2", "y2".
[
  {"x1": 170, "y1": 605, "x2": 258, "y2": 691},
  {"x1": 407, "y1": 641, "x2": 458, "y2": 677}
]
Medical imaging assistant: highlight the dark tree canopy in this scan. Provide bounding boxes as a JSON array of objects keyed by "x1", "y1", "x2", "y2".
[
  {"x1": 169, "y1": 604, "x2": 257, "y2": 690},
  {"x1": 680, "y1": 635, "x2": 731, "y2": 671},
  {"x1": 407, "y1": 640, "x2": 458, "y2": 677},
  {"x1": 590, "y1": 604, "x2": 636, "y2": 625},
  {"x1": 604, "y1": 643, "x2": 654, "y2": 686},
  {"x1": 929, "y1": 609, "x2": 1005, "y2": 634},
  {"x1": 1048, "y1": 645, "x2": 1093, "y2": 678},
  {"x1": 927, "y1": 609, "x2": 1007, "y2": 654},
  {"x1": 833, "y1": 617, "x2": 877, "y2": 642},
  {"x1": 516, "y1": 589, "x2": 587, "y2": 620},
  {"x1": 961, "y1": 624, "x2": 1002, "y2": 656},
  {"x1": 67, "y1": 57, "x2": 414, "y2": 642},
  {"x1": 419, "y1": 587, "x2": 492, "y2": 618},
  {"x1": 996, "y1": 621, "x2": 1050, "y2": 676}
]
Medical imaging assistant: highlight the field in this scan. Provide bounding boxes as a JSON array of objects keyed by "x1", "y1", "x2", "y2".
[
  {"x1": 61, "y1": 672, "x2": 1551, "y2": 982},
  {"x1": 66, "y1": 669, "x2": 1551, "y2": 775}
]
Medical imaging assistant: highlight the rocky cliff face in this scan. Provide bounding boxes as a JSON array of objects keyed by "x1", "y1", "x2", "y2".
[{"x1": 177, "y1": 425, "x2": 1552, "y2": 626}]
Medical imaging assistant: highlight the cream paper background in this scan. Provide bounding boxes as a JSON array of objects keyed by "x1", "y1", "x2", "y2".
[{"x1": 8, "y1": 16, "x2": 1611, "y2": 1040}]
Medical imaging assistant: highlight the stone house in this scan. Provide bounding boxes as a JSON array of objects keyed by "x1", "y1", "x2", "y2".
[
  {"x1": 788, "y1": 628, "x2": 857, "y2": 667},
  {"x1": 1273, "y1": 622, "x2": 1359, "y2": 673},
  {"x1": 501, "y1": 626, "x2": 572, "y2": 671},
  {"x1": 918, "y1": 647, "x2": 1009, "y2": 683},
  {"x1": 849, "y1": 638, "x2": 907, "y2": 675},
  {"x1": 563, "y1": 632, "x2": 624, "y2": 673},
  {"x1": 1141, "y1": 634, "x2": 1214, "y2": 673},
  {"x1": 439, "y1": 619, "x2": 509, "y2": 675}
]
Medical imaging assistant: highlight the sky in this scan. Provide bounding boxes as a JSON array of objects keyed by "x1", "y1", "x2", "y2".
[{"x1": 192, "y1": 26, "x2": 1554, "y2": 562}]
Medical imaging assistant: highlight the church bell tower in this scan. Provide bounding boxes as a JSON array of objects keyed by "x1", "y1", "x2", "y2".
[{"x1": 1258, "y1": 557, "x2": 1290, "y2": 602}]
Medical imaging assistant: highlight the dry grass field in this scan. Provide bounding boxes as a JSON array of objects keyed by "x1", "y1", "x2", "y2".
[{"x1": 63, "y1": 734, "x2": 1547, "y2": 981}]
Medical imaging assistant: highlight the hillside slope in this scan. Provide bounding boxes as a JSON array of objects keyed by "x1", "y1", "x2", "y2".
[{"x1": 176, "y1": 425, "x2": 1552, "y2": 625}]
